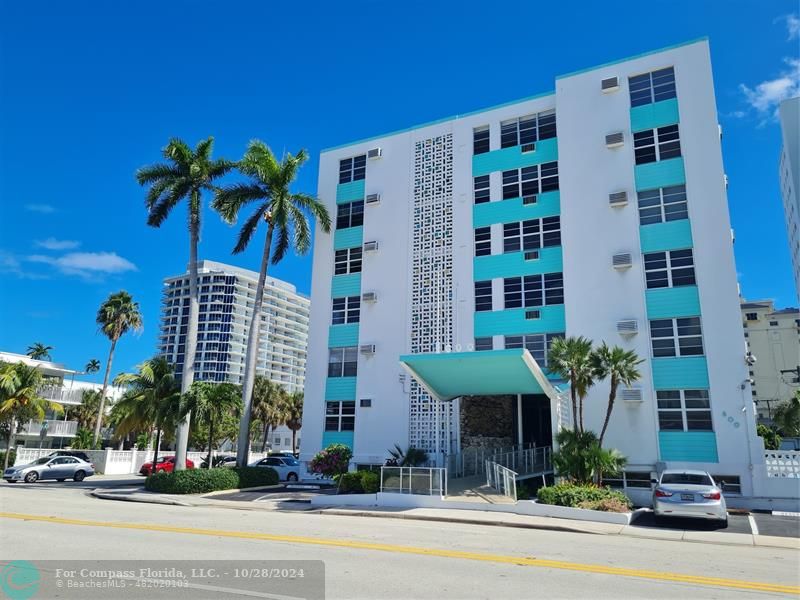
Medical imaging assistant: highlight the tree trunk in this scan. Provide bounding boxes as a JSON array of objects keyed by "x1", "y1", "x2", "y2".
[
  {"x1": 237, "y1": 222, "x2": 275, "y2": 467},
  {"x1": 578, "y1": 393, "x2": 584, "y2": 434},
  {"x1": 291, "y1": 428, "x2": 297, "y2": 454},
  {"x1": 570, "y1": 369, "x2": 578, "y2": 432},
  {"x1": 261, "y1": 423, "x2": 270, "y2": 453},
  {"x1": 3, "y1": 420, "x2": 15, "y2": 470},
  {"x1": 206, "y1": 416, "x2": 214, "y2": 469},
  {"x1": 152, "y1": 427, "x2": 162, "y2": 472},
  {"x1": 93, "y1": 338, "x2": 117, "y2": 446},
  {"x1": 598, "y1": 375, "x2": 617, "y2": 448}
]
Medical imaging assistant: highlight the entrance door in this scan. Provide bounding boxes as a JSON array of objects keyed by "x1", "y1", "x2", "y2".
[{"x1": 520, "y1": 394, "x2": 552, "y2": 447}]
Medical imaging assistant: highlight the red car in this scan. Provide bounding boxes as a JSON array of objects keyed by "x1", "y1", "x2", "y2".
[{"x1": 139, "y1": 456, "x2": 195, "y2": 476}]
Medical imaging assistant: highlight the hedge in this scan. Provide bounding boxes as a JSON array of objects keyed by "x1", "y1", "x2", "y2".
[
  {"x1": 145, "y1": 467, "x2": 278, "y2": 494},
  {"x1": 536, "y1": 482, "x2": 632, "y2": 512},
  {"x1": 336, "y1": 470, "x2": 380, "y2": 494}
]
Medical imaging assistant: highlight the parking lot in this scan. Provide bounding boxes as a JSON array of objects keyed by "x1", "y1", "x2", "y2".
[{"x1": 630, "y1": 509, "x2": 800, "y2": 538}]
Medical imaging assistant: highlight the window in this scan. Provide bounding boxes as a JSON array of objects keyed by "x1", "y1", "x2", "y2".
[
  {"x1": 657, "y1": 390, "x2": 712, "y2": 431},
  {"x1": 334, "y1": 247, "x2": 362, "y2": 275},
  {"x1": 501, "y1": 162, "x2": 559, "y2": 199},
  {"x1": 332, "y1": 296, "x2": 360, "y2": 324},
  {"x1": 325, "y1": 401, "x2": 356, "y2": 431},
  {"x1": 504, "y1": 273, "x2": 564, "y2": 308},
  {"x1": 473, "y1": 126, "x2": 490, "y2": 155},
  {"x1": 473, "y1": 175, "x2": 491, "y2": 205},
  {"x1": 328, "y1": 347, "x2": 358, "y2": 377},
  {"x1": 474, "y1": 337, "x2": 493, "y2": 351},
  {"x1": 474, "y1": 227, "x2": 491, "y2": 257},
  {"x1": 503, "y1": 216, "x2": 560, "y2": 253},
  {"x1": 745, "y1": 312, "x2": 758, "y2": 321},
  {"x1": 769, "y1": 320, "x2": 779, "y2": 326},
  {"x1": 500, "y1": 110, "x2": 557, "y2": 148},
  {"x1": 606, "y1": 471, "x2": 653, "y2": 490},
  {"x1": 336, "y1": 200, "x2": 364, "y2": 229},
  {"x1": 650, "y1": 317, "x2": 704, "y2": 357},
  {"x1": 643, "y1": 249, "x2": 696, "y2": 288},
  {"x1": 633, "y1": 125, "x2": 681, "y2": 165},
  {"x1": 629, "y1": 67, "x2": 676, "y2": 107},
  {"x1": 339, "y1": 155, "x2": 366, "y2": 184},
  {"x1": 474, "y1": 281, "x2": 493, "y2": 312},
  {"x1": 712, "y1": 475, "x2": 741, "y2": 495},
  {"x1": 637, "y1": 185, "x2": 688, "y2": 225},
  {"x1": 504, "y1": 332, "x2": 564, "y2": 367}
]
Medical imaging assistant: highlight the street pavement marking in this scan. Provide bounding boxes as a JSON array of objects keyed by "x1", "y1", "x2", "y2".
[
  {"x1": 748, "y1": 515, "x2": 759, "y2": 536},
  {"x1": 1, "y1": 512, "x2": 797, "y2": 596}
]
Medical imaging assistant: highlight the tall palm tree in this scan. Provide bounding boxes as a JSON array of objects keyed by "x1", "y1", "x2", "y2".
[
  {"x1": 590, "y1": 343, "x2": 643, "y2": 447},
  {"x1": 113, "y1": 357, "x2": 181, "y2": 468},
  {"x1": 213, "y1": 141, "x2": 331, "y2": 466},
  {"x1": 0, "y1": 362, "x2": 63, "y2": 469},
  {"x1": 548, "y1": 336, "x2": 595, "y2": 433},
  {"x1": 85, "y1": 359, "x2": 101, "y2": 374},
  {"x1": 93, "y1": 290, "x2": 143, "y2": 446},
  {"x1": 137, "y1": 137, "x2": 232, "y2": 470},
  {"x1": 284, "y1": 391, "x2": 303, "y2": 454},
  {"x1": 26, "y1": 343, "x2": 53, "y2": 361},
  {"x1": 181, "y1": 381, "x2": 242, "y2": 468},
  {"x1": 72, "y1": 389, "x2": 103, "y2": 431},
  {"x1": 251, "y1": 376, "x2": 286, "y2": 453}
]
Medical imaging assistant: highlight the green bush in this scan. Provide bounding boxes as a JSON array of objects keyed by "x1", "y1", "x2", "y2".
[
  {"x1": 0, "y1": 449, "x2": 15, "y2": 468},
  {"x1": 577, "y1": 498, "x2": 631, "y2": 513},
  {"x1": 144, "y1": 467, "x2": 278, "y2": 494},
  {"x1": 537, "y1": 482, "x2": 631, "y2": 511},
  {"x1": 360, "y1": 471, "x2": 379, "y2": 493},
  {"x1": 235, "y1": 466, "x2": 279, "y2": 489},
  {"x1": 336, "y1": 470, "x2": 380, "y2": 494}
]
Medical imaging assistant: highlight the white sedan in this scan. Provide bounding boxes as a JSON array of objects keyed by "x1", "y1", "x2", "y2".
[{"x1": 249, "y1": 456, "x2": 304, "y2": 482}]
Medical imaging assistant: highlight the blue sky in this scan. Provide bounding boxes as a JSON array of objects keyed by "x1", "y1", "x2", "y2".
[{"x1": 1, "y1": 1, "x2": 798, "y2": 381}]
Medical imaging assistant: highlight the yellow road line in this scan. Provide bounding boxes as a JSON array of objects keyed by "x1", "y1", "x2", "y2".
[{"x1": 1, "y1": 512, "x2": 797, "y2": 595}]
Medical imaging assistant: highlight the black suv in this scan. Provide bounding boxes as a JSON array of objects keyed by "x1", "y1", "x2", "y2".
[{"x1": 47, "y1": 450, "x2": 91, "y2": 463}]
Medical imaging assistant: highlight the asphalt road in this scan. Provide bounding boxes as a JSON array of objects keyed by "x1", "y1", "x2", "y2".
[{"x1": 1, "y1": 483, "x2": 798, "y2": 599}]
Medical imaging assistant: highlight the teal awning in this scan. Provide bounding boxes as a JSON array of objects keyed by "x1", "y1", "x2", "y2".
[{"x1": 399, "y1": 349, "x2": 563, "y2": 402}]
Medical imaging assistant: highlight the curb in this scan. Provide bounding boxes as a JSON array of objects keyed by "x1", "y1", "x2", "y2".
[
  {"x1": 201, "y1": 484, "x2": 284, "y2": 497},
  {"x1": 90, "y1": 490, "x2": 193, "y2": 507}
]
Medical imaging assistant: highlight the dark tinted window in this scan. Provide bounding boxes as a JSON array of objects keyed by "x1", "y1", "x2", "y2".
[{"x1": 661, "y1": 473, "x2": 713, "y2": 486}]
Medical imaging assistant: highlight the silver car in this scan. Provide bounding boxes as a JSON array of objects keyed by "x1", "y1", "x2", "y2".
[
  {"x1": 652, "y1": 469, "x2": 727, "y2": 525},
  {"x1": 3, "y1": 456, "x2": 95, "y2": 483}
]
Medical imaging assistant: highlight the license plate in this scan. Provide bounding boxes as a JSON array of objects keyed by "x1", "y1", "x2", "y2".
[{"x1": 681, "y1": 493, "x2": 694, "y2": 501}]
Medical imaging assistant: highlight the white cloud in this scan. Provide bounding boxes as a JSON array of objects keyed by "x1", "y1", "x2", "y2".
[
  {"x1": 34, "y1": 237, "x2": 81, "y2": 251},
  {"x1": 28, "y1": 251, "x2": 138, "y2": 278},
  {"x1": 24, "y1": 204, "x2": 56, "y2": 214},
  {"x1": 0, "y1": 250, "x2": 49, "y2": 280},
  {"x1": 778, "y1": 13, "x2": 800, "y2": 40},
  {"x1": 739, "y1": 57, "x2": 800, "y2": 122}
]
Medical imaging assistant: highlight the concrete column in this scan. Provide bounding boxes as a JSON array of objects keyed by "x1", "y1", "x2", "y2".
[{"x1": 517, "y1": 394, "x2": 523, "y2": 445}]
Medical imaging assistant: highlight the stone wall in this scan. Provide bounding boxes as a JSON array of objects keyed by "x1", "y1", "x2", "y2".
[{"x1": 460, "y1": 395, "x2": 515, "y2": 450}]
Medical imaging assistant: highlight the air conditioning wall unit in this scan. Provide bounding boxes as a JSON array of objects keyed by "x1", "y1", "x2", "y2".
[
  {"x1": 621, "y1": 388, "x2": 643, "y2": 403},
  {"x1": 367, "y1": 147, "x2": 382, "y2": 160},
  {"x1": 361, "y1": 291, "x2": 378, "y2": 303},
  {"x1": 616, "y1": 319, "x2": 639, "y2": 335},
  {"x1": 363, "y1": 240, "x2": 379, "y2": 252},
  {"x1": 609, "y1": 191, "x2": 628, "y2": 207},
  {"x1": 365, "y1": 193, "x2": 381, "y2": 205},
  {"x1": 521, "y1": 142, "x2": 536, "y2": 153},
  {"x1": 601, "y1": 76, "x2": 620, "y2": 92},
  {"x1": 612, "y1": 252, "x2": 633, "y2": 269},
  {"x1": 605, "y1": 132, "x2": 624, "y2": 148},
  {"x1": 360, "y1": 344, "x2": 376, "y2": 355}
]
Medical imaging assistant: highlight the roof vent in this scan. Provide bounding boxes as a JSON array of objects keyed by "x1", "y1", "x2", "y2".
[
  {"x1": 609, "y1": 191, "x2": 628, "y2": 207},
  {"x1": 365, "y1": 193, "x2": 381, "y2": 205},
  {"x1": 621, "y1": 388, "x2": 643, "y2": 403},
  {"x1": 601, "y1": 76, "x2": 620, "y2": 92},
  {"x1": 367, "y1": 147, "x2": 382, "y2": 160},
  {"x1": 361, "y1": 291, "x2": 377, "y2": 302},
  {"x1": 612, "y1": 252, "x2": 633, "y2": 269},
  {"x1": 605, "y1": 132, "x2": 624, "y2": 148},
  {"x1": 363, "y1": 241, "x2": 379, "y2": 252},
  {"x1": 616, "y1": 320, "x2": 638, "y2": 335},
  {"x1": 360, "y1": 344, "x2": 376, "y2": 355},
  {"x1": 521, "y1": 142, "x2": 536, "y2": 153}
]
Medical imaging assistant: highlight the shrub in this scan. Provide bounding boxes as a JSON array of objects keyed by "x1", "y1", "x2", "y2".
[
  {"x1": 235, "y1": 467, "x2": 279, "y2": 489},
  {"x1": 577, "y1": 498, "x2": 631, "y2": 513},
  {"x1": 0, "y1": 449, "x2": 15, "y2": 468},
  {"x1": 360, "y1": 471, "x2": 379, "y2": 493},
  {"x1": 757, "y1": 424, "x2": 782, "y2": 451},
  {"x1": 335, "y1": 470, "x2": 380, "y2": 494},
  {"x1": 537, "y1": 482, "x2": 631, "y2": 511},
  {"x1": 552, "y1": 429, "x2": 627, "y2": 485},
  {"x1": 309, "y1": 444, "x2": 352, "y2": 478},
  {"x1": 144, "y1": 467, "x2": 278, "y2": 494}
]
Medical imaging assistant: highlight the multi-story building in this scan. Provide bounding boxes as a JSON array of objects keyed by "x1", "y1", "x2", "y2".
[
  {"x1": 742, "y1": 300, "x2": 800, "y2": 421},
  {"x1": 779, "y1": 97, "x2": 800, "y2": 301}
]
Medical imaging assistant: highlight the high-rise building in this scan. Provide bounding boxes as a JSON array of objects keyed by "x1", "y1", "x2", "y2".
[
  {"x1": 742, "y1": 300, "x2": 800, "y2": 421},
  {"x1": 779, "y1": 97, "x2": 800, "y2": 301},
  {"x1": 159, "y1": 260, "x2": 309, "y2": 393},
  {"x1": 303, "y1": 39, "x2": 766, "y2": 496}
]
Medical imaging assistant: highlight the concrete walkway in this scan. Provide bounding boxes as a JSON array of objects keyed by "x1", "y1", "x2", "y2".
[{"x1": 445, "y1": 475, "x2": 515, "y2": 504}]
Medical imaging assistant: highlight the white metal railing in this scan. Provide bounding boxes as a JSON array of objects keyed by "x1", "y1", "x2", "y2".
[
  {"x1": 765, "y1": 450, "x2": 800, "y2": 478},
  {"x1": 380, "y1": 467, "x2": 447, "y2": 496},
  {"x1": 485, "y1": 460, "x2": 518, "y2": 501},
  {"x1": 21, "y1": 420, "x2": 78, "y2": 437},
  {"x1": 491, "y1": 446, "x2": 552, "y2": 476},
  {"x1": 447, "y1": 443, "x2": 536, "y2": 478}
]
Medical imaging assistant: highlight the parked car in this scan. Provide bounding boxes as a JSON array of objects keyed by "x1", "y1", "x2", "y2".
[
  {"x1": 47, "y1": 450, "x2": 91, "y2": 462},
  {"x1": 138, "y1": 456, "x2": 195, "y2": 476},
  {"x1": 652, "y1": 469, "x2": 727, "y2": 526},
  {"x1": 4, "y1": 456, "x2": 95, "y2": 483},
  {"x1": 200, "y1": 456, "x2": 238, "y2": 469},
  {"x1": 249, "y1": 456, "x2": 303, "y2": 481},
  {"x1": 270, "y1": 451, "x2": 299, "y2": 459}
]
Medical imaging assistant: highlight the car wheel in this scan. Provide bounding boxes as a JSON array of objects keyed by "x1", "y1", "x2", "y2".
[
  {"x1": 73, "y1": 471, "x2": 86, "y2": 482},
  {"x1": 653, "y1": 514, "x2": 665, "y2": 526},
  {"x1": 287, "y1": 472, "x2": 298, "y2": 482},
  {"x1": 56, "y1": 479, "x2": 66, "y2": 482},
  {"x1": 24, "y1": 471, "x2": 39, "y2": 483},
  {"x1": 719, "y1": 518, "x2": 728, "y2": 529}
]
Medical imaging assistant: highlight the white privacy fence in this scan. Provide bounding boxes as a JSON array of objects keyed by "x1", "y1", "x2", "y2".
[
  {"x1": 764, "y1": 450, "x2": 800, "y2": 478},
  {"x1": 380, "y1": 467, "x2": 448, "y2": 496}
]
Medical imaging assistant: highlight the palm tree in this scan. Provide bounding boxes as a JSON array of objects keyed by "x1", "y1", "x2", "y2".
[
  {"x1": 284, "y1": 391, "x2": 303, "y2": 454},
  {"x1": 137, "y1": 137, "x2": 233, "y2": 470},
  {"x1": 774, "y1": 390, "x2": 800, "y2": 438},
  {"x1": 85, "y1": 359, "x2": 101, "y2": 374},
  {"x1": 26, "y1": 343, "x2": 53, "y2": 361},
  {"x1": 93, "y1": 290, "x2": 143, "y2": 446},
  {"x1": 72, "y1": 389, "x2": 103, "y2": 431},
  {"x1": 113, "y1": 357, "x2": 181, "y2": 468},
  {"x1": 251, "y1": 376, "x2": 287, "y2": 453},
  {"x1": 548, "y1": 336, "x2": 595, "y2": 433},
  {"x1": 0, "y1": 362, "x2": 63, "y2": 469},
  {"x1": 590, "y1": 343, "x2": 643, "y2": 447},
  {"x1": 181, "y1": 381, "x2": 242, "y2": 468},
  {"x1": 213, "y1": 141, "x2": 331, "y2": 466}
]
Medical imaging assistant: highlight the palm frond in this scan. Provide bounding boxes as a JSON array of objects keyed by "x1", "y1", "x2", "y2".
[
  {"x1": 136, "y1": 163, "x2": 182, "y2": 186},
  {"x1": 163, "y1": 138, "x2": 193, "y2": 166},
  {"x1": 147, "y1": 179, "x2": 193, "y2": 227},
  {"x1": 195, "y1": 136, "x2": 215, "y2": 162},
  {"x1": 213, "y1": 183, "x2": 268, "y2": 224},
  {"x1": 289, "y1": 203, "x2": 311, "y2": 255},
  {"x1": 292, "y1": 192, "x2": 332, "y2": 233},
  {"x1": 233, "y1": 204, "x2": 267, "y2": 254},
  {"x1": 271, "y1": 224, "x2": 290, "y2": 265}
]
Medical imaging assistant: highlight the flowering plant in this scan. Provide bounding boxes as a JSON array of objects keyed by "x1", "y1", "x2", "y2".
[{"x1": 309, "y1": 443, "x2": 352, "y2": 478}]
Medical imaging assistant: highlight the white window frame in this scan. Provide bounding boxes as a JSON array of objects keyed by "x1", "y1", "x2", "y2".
[
  {"x1": 643, "y1": 249, "x2": 696, "y2": 289},
  {"x1": 637, "y1": 185, "x2": 688, "y2": 225},
  {"x1": 334, "y1": 247, "x2": 362, "y2": 275},
  {"x1": 332, "y1": 296, "x2": 360, "y2": 324},
  {"x1": 328, "y1": 347, "x2": 358, "y2": 378},
  {"x1": 656, "y1": 389, "x2": 712, "y2": 431},
  {"x1": 325, "y1": 400, "x2": 356, "y2": 431},
  {"x1": 339, "y1": 155, "x2": 366, "y2": 184},
  {"x1": 649, "y1": 317, "x2": 704, "y2": 357}
]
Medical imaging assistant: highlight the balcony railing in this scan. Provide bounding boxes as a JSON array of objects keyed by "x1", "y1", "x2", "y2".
[
  {"x1": 37, "y1": 385, "x2": 85, "y2": 406},
  {"x1": 22, "y1": 420, "x2": 78, "y2": 437}
]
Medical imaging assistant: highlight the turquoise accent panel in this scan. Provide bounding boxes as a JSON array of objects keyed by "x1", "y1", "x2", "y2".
[
  {"x1": 333, "y1": 226, "x2": 363, "y2": 250},
  {"x1": 639, "y1": 220, "x2": 693, "y2": 253},
  {"x1": 652, "y1": 357, "x2": 709, "y2": 390},
  {"x1": 399, "y1": 349, "x2": 551, "y2": 401},
  {"x1": 645, "y1": 286, "x2": 701, "y2": 319},
  {"x1": 322, "y1": 430, "x2": 354, "y2": 449},
  {"x1": 474, "y1": 305, "x2": 565, "y2": 337},
  {"x1": 328, "y1": 324, "x2": 360, "y2": 348},
  {"x1": 472, "y1": 138, "x2": 558, "y2": 177},
  {"x1": 634, "y1": 157, "x2": 685, "y2": 190},
  {"x1": 473, "y1": 247, "x2": 562, "y2": 280},
  {"x1": 325, "y1": 377, "x2": 357, "y2": 401},
  {"x1": 473, "y1": 191, "x2": 560, "y2": 227},
  {"x1": 658, "y1": 431, "x2": 719, "y2": 463},
  {"x1": 630, "y1": 98, "x2": 680, "y2": 132},
  {"x1": 331, "y1": 274, "x2": 361, "y2": 297},
  {"x1": 336, "y1": 180, "x2": 365, "y2": 204}
]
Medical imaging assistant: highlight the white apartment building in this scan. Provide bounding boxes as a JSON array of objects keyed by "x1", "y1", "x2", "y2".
[
  {"x1": 302, "y1": 39, "x2": 773, "y2": 498},
  {"x1": 742, "y1": 300, "x2": 800, "y2": 420},
  {"x1": 779, "y1": 97, "x2": 800, "y2": 301}
]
